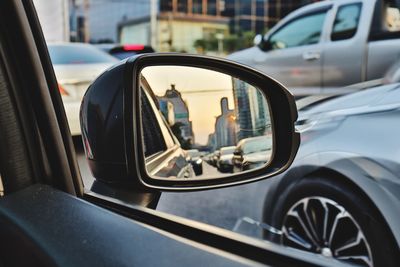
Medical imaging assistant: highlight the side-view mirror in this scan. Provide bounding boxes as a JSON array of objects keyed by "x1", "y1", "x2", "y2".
[
  {"x1": 253, "y1": 34, "x2": 263, "y2": 46},
  {"x1": 80, "y1": 53, "x2": 299, "y2": 191},
  {"x1": 259, "y1": 35, "x2": 273, "y2": 51}
]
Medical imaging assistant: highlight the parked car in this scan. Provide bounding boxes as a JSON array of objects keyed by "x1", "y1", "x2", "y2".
[
  {"x1": 95, "y1": 43, "x2": 155, "y2": 60},
  {"x1": 262, "y1": 79, "x2": 400, "y2": 266},
  {"x1": 233, "y1": 136, "x2": 273, "y2": 172},
  {"x1": 217, "y1": 146, "x2": 236, "y2": 173},
  {"x1": 48, "y1": 43, "x2": 118, "y2": 135},
  {"x1": 228, "y1": 0, "x2": 400, "y2": 96},
  {"x1": 185, "y1": 149, "x2": 203, "y2": 176}
]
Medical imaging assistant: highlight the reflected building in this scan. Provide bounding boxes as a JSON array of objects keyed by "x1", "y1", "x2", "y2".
[
  {"x1": 212, "y1": 97, "x2": 236, "y2": 150},
  {"x1": 158, "y1": 84, "x2": 194, "y2": 143},
  {"x1": 232, "y1": 79, "x2": 270, "y2": 141},
  {"x1": 207, "y1": 133, "x2": 217, "y2": 151},
  {"x1": 159, "y1": 99, "x2": 175, "y2": 126}
]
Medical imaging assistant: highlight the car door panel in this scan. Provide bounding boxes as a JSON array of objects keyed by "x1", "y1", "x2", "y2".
[
  {"x1": 0, "y1": 185, "x2": 254, "y2": 267},
  {"x1": 250, "y1": 8, "x2": 332, "y2": 96},
  {"x1": 322, "y1": 2, "x2": 369, "y2": 89},
  {"x1": 0, "y1": 184, "x2": 351, "y2": 267}
]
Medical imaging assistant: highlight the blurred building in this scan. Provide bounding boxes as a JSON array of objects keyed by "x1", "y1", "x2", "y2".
[
  {"x1": 232, "y1": 79, "x2": 270, "y2": 141},
  {"x1": 213, "y1": 98, "x2": 237, "y2": 149},
  {"x1": 223, "y1": 0, "x2": 321, "y2": 32},
  {"x1": 70, "y1": 0, "x2": 150, "y2": 43},
  {"x1": 66, "y1": 0, "x2": 322, "y2": 45},
  {"x1": 33, "y1": 0, "x2": 70, "y2": 42},
  {"x1": 158, "y1": 84, "x2": 194, "y2": 143},
  {"x1": 120, "y1": 1, "x2": 229, "y2": 53}
]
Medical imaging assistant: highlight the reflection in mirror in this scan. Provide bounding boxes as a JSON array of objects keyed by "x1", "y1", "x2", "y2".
[{"x1": 140, "y1": 66, "x2": 273, "y2": 180}]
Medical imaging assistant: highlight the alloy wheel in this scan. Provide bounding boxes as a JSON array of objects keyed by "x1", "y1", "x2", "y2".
[{"x1": 281, "y1": 197, "x2": 373, "y2": 267}]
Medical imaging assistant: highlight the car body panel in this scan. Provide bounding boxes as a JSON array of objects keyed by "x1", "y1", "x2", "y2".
[{"x1": 263, "y1": 83, "x2": 400, "y2": 248}]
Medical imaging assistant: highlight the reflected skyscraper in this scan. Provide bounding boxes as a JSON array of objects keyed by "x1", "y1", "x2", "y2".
[
  {"x1": 232, "y1": 79, "x2": 270, "y2": 141},
  {"x1": 158, "y1": 84, "x2": 194, "y2": 143},
  {"x1": 213, "y1": 97, "x2": 236, "y2": 150}
]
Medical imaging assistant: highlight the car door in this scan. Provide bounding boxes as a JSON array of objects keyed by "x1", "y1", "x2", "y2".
[
  {"x1": 0, "y1": 1, "x2": 352, "y2": 266},
  {"x1": 322, "y1": 2, "x2": 366, "y2": 91},
  {"x1": 254, "y1": 7, "x2": 331, "y2": 95}
]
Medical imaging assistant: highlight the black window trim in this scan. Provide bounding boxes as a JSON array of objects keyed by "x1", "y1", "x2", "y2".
[{"x1": 369, "y1": 0, "x2": 400, "y2": 41}]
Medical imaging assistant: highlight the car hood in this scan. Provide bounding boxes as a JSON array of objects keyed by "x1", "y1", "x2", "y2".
[
  {"x1": 53, "y1": 63, "x2": 115, "y2": 83},
  {"x1": 299, "y1": 83, "x2": 400, "y2": 121},
  {"x1": 243, "y1": 150, "x2": 271, "y2": 163}
]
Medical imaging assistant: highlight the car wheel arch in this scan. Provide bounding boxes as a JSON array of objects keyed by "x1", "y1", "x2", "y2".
[{"x1": 262, "y1": 161, "x2": 400, "y2": 251}]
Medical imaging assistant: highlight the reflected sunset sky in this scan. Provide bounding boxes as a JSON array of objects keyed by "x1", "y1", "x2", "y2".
[{"x1": 142, "y1": 66, "x2": 235, "y2": 145}]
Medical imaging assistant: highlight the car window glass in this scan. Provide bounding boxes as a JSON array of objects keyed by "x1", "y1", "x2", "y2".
[
  {"x1": 48, "y1": 45, "x2": 117, "y2": 64},
  {"x1": 331, "y1": 4, "x2": 362, "y2": 41},
  {"x1": 269, "y1": 11, "x2": 327, "y2": 50},
  {"x1": 383, "y1": 3, "x2": 400, "y2": 32}
]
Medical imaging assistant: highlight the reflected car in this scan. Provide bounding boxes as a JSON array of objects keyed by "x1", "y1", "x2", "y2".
[
  {"x1": 211, "y1": 150, "x2": 221, "y2": 167},
  {"x1": 262, "y1": 80, "x2": 400, "y2": 266},
  {"x1": 233, "y1": 136, "x2": 273, "y2": 172},
  {"x1": 185, "y1": 149, "x2": 203, "y2": 176},
  {"x1": 217, "y1": 146, "x2": 236, "y2": 173},
  {"x1": 48, "y1": 43, "x2": 118, "y2": 135},
  {"x1": 140, "y1": 77, "x2": 195, "y2": 179}
]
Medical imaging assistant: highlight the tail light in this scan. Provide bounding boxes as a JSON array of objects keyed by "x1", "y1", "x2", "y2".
[
  {"x1": 123, "y1": 44, "x2": 145, "y2": 51},
  {"x1": 58, "y1": 83, "x2": 69, "y2": 96}
]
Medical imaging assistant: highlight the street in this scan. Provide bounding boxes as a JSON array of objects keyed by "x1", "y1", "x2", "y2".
[{"x1": 75, "y1": 138, "x2": 273, "y2": 239}]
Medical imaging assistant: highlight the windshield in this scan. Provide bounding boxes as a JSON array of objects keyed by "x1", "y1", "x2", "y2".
[{"x1": 48, "y1": 44, "x2": 117, "y2": 64}]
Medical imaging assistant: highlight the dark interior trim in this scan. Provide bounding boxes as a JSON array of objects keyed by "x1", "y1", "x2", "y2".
[{"x1": 84, "y1": 190, "x2": 348, "y2": 267}]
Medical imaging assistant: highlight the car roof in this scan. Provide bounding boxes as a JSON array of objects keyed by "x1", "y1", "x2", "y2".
[{"x1": 220, "y1": 146, "x2": 236, "y2": 151}]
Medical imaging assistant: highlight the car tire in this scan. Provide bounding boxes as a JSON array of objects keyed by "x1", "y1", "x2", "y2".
[{"x1": 271, "y1": 176, "x2": 398, "y2": 267}]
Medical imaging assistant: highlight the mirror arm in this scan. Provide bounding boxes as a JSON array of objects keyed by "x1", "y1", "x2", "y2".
[{"x1": 88, "y1": 180, "x2": 161, "y2": 209}]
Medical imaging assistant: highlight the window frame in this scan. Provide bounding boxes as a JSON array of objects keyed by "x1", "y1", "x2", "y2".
[
  {"x1": 330, "y1": 3, "x2": 363, "y2": 42},
  {"x1": 265, "y1": 6, "x2": 332, "y2": 51}
]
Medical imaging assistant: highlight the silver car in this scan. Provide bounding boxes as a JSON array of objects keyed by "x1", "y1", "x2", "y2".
[{"x1": 228, "y1": 0, "x2": 400, "y2": 96}]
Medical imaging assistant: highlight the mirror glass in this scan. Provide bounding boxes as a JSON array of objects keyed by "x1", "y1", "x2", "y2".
[{"x1": 140, "y1": 66, "x2": 273, "y2": 180}]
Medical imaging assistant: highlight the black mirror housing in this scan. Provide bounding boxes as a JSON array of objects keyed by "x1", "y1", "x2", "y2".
[{"x1": 80, "y1": 54, "x2": 300, "y2": 191}]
